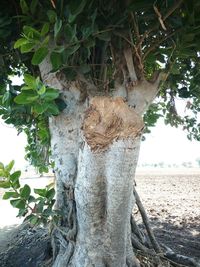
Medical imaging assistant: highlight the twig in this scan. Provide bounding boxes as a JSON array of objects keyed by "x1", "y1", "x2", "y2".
[
  {"x1": 137, "y1": 0, "x2": 183, "y2": 49},
  {"x1": 123, "y1": 48, "x2": 137, "y2": 81},
  {"x1": 143, "y1": 30, "x2": 177, "y2": 60},
  {"x1": 153, "y1": 5, "x2": 167, "y2": 31}
]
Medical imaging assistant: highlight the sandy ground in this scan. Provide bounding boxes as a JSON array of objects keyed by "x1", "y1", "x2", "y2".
[{"x1": 135, "y1": 168, "x2": 200, "y2": 259}]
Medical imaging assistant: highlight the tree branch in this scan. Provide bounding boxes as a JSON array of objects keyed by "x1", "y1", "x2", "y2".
[
  {"x1": 137, "y1": 0, "x2": 183, "y2": 50},
  {"x1": 163, "y1": 0, "x2": 184, "y2": 21},
  {"x1": 123, "y1": 48, "x2": 137, "y2": 81},
  {"x1": 143, "y1": 30, "x2": 178, "y2": 60}
]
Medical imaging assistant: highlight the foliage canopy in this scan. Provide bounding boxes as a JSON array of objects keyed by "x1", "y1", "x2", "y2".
[{"x1": 0, "y1": 0, "x2": 200, "y2": 170}]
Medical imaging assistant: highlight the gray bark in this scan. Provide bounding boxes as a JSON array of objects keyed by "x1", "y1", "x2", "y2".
[{"x1": 39, "y1": 58, "x2": 162, "y2": 267}]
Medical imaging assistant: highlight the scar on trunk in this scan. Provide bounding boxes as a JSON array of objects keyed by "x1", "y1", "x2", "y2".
[{"x1": 83, "y1": 96, "x2": 144, "y2": 151}]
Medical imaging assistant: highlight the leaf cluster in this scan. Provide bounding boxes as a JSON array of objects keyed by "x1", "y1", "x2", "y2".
[
  {"x1": 0, "y1": 160, "x2": 58, "y2": 225},
  {"x1": 0, "y1": 0, "x2": 200, "y2": 146}
]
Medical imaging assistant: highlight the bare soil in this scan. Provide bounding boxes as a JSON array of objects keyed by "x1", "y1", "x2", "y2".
[{"x1": 135, "y1": 170, "x2": 200, "y2": 260}]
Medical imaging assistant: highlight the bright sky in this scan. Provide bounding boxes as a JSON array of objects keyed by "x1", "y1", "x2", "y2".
[
  {"x1": 0, "y1": 119, "x2": 27, "y2": 169},
  {"x1": 138, "y1": 119, "x2": 200, "y2": 166}
]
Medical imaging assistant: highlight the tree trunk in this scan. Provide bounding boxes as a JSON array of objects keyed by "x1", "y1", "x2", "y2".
[{"x1": 39, "y1": 59, "x2": 162, "y2": 267}]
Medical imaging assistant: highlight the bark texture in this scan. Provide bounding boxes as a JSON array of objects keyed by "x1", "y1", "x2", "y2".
[{"x1": 39, "y1": 57, "x2": 162, "y2": 266}]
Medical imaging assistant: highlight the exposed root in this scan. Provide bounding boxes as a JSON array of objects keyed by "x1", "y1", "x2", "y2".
[
  {"x1": 163, "y1": 245, "x2": 200, "y2": 267},
  {"x1": 132, "y1": 189, "x2": 200, "y2": 267},
  {"x1": 136, "y1": 250, "x2": 185, "y2": 267},
  {"x1": 50, "y1": 184, "x2": 77, "y2": 267},
  {"x1": 134, "y1": 188, "x2": 162, "y2": 253}
]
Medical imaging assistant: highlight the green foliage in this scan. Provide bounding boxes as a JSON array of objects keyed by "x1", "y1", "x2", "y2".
[
  {"x1": 0, "y1": 161, "x2": 57, "y2": 225},
  {"x1": 14, "y1": 74, "x2": 60, "y2": 116},
  {"x1": 0, "y1": 72, "x2": 66, "y2": 172},
  {"x1": 0, "y1": 0, "x2": 200, "y2": 162}
]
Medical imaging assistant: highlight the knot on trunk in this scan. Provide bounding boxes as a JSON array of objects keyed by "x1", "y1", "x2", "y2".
[{"x1": 83, "y1": 96, "x2": 144, "y2": 151}]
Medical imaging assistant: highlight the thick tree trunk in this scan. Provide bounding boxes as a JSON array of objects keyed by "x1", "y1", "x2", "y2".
[
  {"x1": 39, "y1": 59, "x2": 162, "y2": 267},
  {"x1": 49, "y1": 96, "x2": 143, "y2": 267},
  {"x1": 73, "y1": 138, "x2": 141, "y2": 267}
]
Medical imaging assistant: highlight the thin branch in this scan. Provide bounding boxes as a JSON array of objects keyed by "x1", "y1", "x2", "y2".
[
  {"x1": 131, "y1": 12, "x2": 142, "y2": 57},
  {"x1": 143, "y1": 30, "x2": 177, "y2": 60},
  {"x1": 153, "y1": 5, "x2": 167, "y2": 31},
  {"x1": 123, "y1": 48, "x2": 137, "y2": 81},
  {"x1": 137, "y1": 0, "x2": 183, "y2": 49},
  {"x1": 163, "y1": 0, "x2": 184, "y2": 21},
  {"x1": 130, "y1": 12, "x2": 144, "y2": 79}
]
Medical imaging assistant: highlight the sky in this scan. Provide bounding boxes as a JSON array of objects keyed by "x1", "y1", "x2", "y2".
[{"x1": 138, "y1": 119, "x2": 200, "y2": 166}]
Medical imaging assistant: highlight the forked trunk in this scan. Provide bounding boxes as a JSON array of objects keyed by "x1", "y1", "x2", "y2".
[{"x1": 39, "y1": 59, "x2": 162, "y2": 266}]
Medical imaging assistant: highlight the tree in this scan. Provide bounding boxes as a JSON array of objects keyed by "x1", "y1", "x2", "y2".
[{"x1": 0, "y1": 0, "x2": 200, "y2": 266}]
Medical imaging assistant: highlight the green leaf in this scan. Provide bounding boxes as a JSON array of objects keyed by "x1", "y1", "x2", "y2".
[
  {"x1": 32, "y1": 102, "x2": 49, "y2": 114},
  {"x1": 5, "y1": 160, "x2": 15, "y2": 172},
  {"x1": 54, "y1": 46, "x2": 65, "y2": 53},
  {"x1": 41, "y1": 23, "x2": 50, "y2": 36},
  {"x1": 20, "y1": 184, "x2": 31, "y2": 199},
  {"x1": 70, "y1": 0, "x2": 87, "y2": 16},
  {"x1": 3, "y1": 191, "x2": 19, "y2": 200},
  {"x1": 17, "y1": 208, "x2": 28, "y2": 217},
  {"x1": 0, "y1": 162, "x2": 4, "y2": 169},
  {"x1": 171, "y1": 65, "x2": 180, "y2": 75},
  {"x1": 30, "y1": 0, "x2": 38, "y2": 14},
  {"x1": 28, "y1": 195, "x2": 36, "y2": 203},
  {"x1": 43, "y1": 88, "x2": 59, "y2": 101},
  {"x1": 14, "y1": 38, "x2": 28, "y2": 49},
  {"x1": 65, "y1": 24, "x2": 77, "y2": 43},
  {"x1": 0, "y1": 181, "x2": 10, "y2": 189},
  {"x1": 35, "y1": 200, "x2": 44, "y2": 213},
  {"x1": 50, "y1": 52, "x2": 62, "y2": 70},
  {"x1": 9, "y1": 171, "x2": 21, "y2": 189},
  {"x1": 30, "y1": 215, "x2": 39, "y2": 225},
  {"x1": 41, "y1": 35, "x2": 50, "y2": 46},
  {"x1": 34, "y1": 188, "x2": 47, "y2": 197},
  {"x1": 54, "y1": 19, "x2": 62, "y2": 38},
  {"x1": 24, "y1": 74, "x2": 37, "y2": 89},
  {"x1": 14, "y1": 92, "x2": 38, "y2": 104},
  {"x1": 10, "y1": 199, "x2": 26, "y2": 209},
  {"x1": 64, "y1": 44, "x2": 80, "y2": 57},
  {"x1": 38, "y1": 127, "x2": 49, "y2": 141},
  {"x1": 39, "y1": 166, "x2": 49, "y2": 173},
  {"x1": 38, "y1": 85, "x2": 46, "y2": 95},
  {"x1": 47, "y1": 10, "x2": 57, "y2": 23},
  {"x1": 20, "y1": 0, "x2": 29, "y2": 14},
  {"x1": 47, "y1": 103, "x2": 60, "y2": 115},
  {"x1": 10, "y1": 171, "x2": 21, "y2": 182},
  {"x1": 23, "y1": 26, "x2": 41, "y2": 39},
  {"x1": 46, "y1": 188, "x2": 55, "y2": 200},
  {"x1": 31, "y1": 47, "x2": 48, "y2": 65},
  {"x1": 2, "y1": 91, "x2": 10, "y2": 104},
  {"x1": 20, "y1": 43, "x2": 36, "y2": 53}
]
